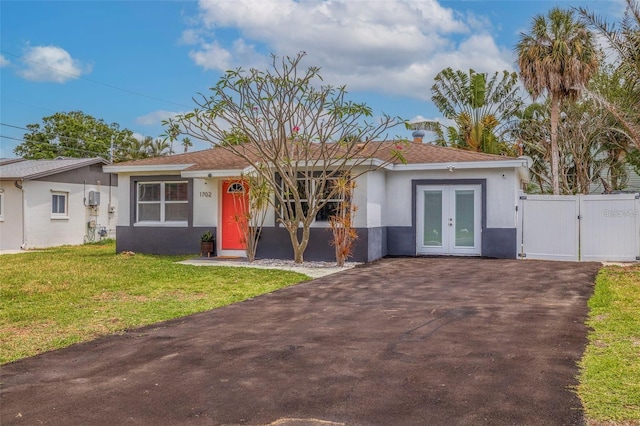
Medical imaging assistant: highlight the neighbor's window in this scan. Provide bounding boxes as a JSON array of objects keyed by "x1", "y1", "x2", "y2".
[
  {"x1": 280, "y1": 175, "x2": 344, "y2": 222},
  {"x1": 136, "y1": 181, "x2": 188, "y2": 223},
  {"x1": 51, "y1": 191, "x2": 68, "y2": 217}
]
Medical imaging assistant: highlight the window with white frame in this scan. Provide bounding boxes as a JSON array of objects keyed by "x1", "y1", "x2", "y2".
[
  {"x1": 51, "y1": 191, "x2": 68, "y2": 217},
  {"x1": 136, "y1": 181, "x2": 188, "y2": 223},
  {"x1": 0, "y1": 191, "x2": 4, "y2": 221},
  {"x1": 280, "y1": 175, "x2": 344, "y2": 222}
]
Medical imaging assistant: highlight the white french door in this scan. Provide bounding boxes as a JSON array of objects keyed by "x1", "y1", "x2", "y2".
[{"x1": 416, "y1": 185, "x2": 481, "y2": 255}]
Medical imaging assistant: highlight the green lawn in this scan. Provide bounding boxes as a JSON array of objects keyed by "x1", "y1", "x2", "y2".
[
  {"x1": 578, "y1": 264, "x2": 640, "y2": 425},
  {"x1": 0, "y1": 240, "x2": 308, "y2": 364}
]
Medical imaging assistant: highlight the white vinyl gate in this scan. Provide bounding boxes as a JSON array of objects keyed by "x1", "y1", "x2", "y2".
[{"x1": 518, "y1": 193, "x2": 640, "y2": 262}]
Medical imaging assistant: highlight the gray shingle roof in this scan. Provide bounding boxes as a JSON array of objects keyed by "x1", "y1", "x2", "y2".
[{"x1": 0, "y1": 157, "x2": 107, "y2": 180}]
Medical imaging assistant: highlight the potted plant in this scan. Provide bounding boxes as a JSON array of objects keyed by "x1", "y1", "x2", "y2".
[{"x1": 200, "y1": 230, "x2": 215, "y2": 257}]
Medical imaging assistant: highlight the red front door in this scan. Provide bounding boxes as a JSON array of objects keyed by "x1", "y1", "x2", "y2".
[{"x1": 221, "y1": 180, "x2": 249, "y2": 250}]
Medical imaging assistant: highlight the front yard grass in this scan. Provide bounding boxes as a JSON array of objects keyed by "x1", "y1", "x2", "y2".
[
  {"x1": 578, "y1": 264, "x2": 640, "y2": 425},
  {"x1": 0, "y1": 240, "x2": 308, "y2": 364}
]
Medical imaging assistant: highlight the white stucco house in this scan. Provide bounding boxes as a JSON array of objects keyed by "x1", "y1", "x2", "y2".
[
  {"x1": 103, "y1": 132, "x2": 530, "y2": 262},
  {"x1": 0, "y1": 157, "x2": 118, "y2": 251}
]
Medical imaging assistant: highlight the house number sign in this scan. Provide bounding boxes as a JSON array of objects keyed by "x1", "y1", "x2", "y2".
[{"x1": 199, "y1": 191, "x2": 212, "y2": 198}]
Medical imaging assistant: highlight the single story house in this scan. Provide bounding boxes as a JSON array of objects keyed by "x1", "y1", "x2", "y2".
[
  {"x1": 0, "y1": 157, "x2": 118, "y2": 251},
  {"x1": 103, "y1": 132, "x2": 530, "y2": 262}
]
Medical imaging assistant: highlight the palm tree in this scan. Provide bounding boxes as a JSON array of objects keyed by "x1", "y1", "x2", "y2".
[
  {"x1": 516, "y1": 7, "x2": 599, "y2": 194},
  {"x1": 416, "y1": 68, "x2": 522, "y2": 155},
  {"x1": 579, "y1": 0, "x2": 640, "y2": 149},
  {"x1": 181, "y1": 137, "x2": 193, "y2": 153},
  {"x1": 149, "y1": 138, "x2": 171, "y2": 157}
]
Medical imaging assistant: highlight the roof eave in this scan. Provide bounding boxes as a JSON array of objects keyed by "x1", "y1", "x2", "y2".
[
  {"x1": 181, "y1": 168, "x2": 246, "y2": 178},
  {"x1": 392, "y1": 158, "x2": 530, "y2": 171},
  {"x1": 102, "y1": 164, "x2": 193, "y2": 173}
]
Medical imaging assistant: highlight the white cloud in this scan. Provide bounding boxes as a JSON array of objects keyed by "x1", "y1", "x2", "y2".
[
  {"x1": 185, "y1": 0, "x2": 514, "y2": 100},
  {"x1": 135, "y1": 110, "x2": 185, "y2": 126},
  {"x1": 17, "y1": 45, "x2": 89, "y2": 83},
  {"x1": 0, "y1": 54, "x2": 10, "y2": 67},
  {"x1": 189, "y1": 41, "x2": 233, "y2": 71}
]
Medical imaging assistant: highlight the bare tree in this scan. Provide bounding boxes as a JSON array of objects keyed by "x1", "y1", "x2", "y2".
[
  {"x1": 173, "y1": 52, "x2": 405, "y2": 263},
  {"x1": 579, "y1": 0, "x2": 640, "y2": 149}
]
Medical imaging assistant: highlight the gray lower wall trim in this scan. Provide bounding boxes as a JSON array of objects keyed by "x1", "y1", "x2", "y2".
[
  {"x1": 386, "y1": 226, "x2": 415, "y2": 256},
  {"x1": 367, "y1": 227, "x2": 385, "y2": 261},
  {"x1": 255, "y1": 227, "x2": 371, "y2": 263},
  {"x1": 482, "y1": 228, "x2": 517, "y2": 259},
  {"x1": 116, "y1": 226, "x2": 215, "y2": 255},
  {"x1": 115, "y1": 225, "x2": 517, "y2": 260}
]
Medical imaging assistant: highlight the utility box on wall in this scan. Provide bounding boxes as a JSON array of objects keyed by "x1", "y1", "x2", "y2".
[{"x1": 88, "y1": 191, "x2": 100, "y2": 206}]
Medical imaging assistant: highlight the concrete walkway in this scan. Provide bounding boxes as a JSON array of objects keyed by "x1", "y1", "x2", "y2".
[{"x1": 0, "y1": 257, "x2": 600, "y2": 425}]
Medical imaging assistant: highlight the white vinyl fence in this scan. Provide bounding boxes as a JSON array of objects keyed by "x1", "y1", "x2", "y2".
[{"x1": 518, "y1": 193, "x2": 640, "y2": 262}]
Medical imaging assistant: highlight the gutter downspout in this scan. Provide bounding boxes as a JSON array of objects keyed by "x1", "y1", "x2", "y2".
[{"x1": 14, "y1": 179, "x2": 26, "y2": 249}]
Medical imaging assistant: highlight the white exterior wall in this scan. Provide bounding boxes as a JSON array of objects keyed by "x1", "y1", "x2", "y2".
[
  {"x1": 14, "y1": 180, "x2": 117, "y2": 250},
  {"x1": 384, "y1": 168, "x2": 520, "y2": 228},
  {"x1": 362, "y1": 169, "x2": 386, "y2": 228},
  {"x1": 0, "y1": 184, "x2": 24, "y2": 250},
  {"x1": 485, "y1": 168, "x2": 520, "y2": 228},
  {"x1": 192, "y1": 178, "x2": 218, "y2": 227},
  {"x1": 115, "y1": 175, "x2": 130, "y2": 226}
]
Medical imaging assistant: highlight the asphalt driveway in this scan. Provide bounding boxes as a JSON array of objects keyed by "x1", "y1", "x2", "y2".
[{"x1": 1, "y1": 257, "x2": 600, "y2": 425}]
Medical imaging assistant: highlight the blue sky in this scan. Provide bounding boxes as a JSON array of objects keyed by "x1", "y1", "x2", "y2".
[{"x1": 0, "y1": 0, "x2": 625, "y2": 158}]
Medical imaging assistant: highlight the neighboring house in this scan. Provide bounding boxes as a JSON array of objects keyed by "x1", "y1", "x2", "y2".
[
  {"x1": 103, "y1": 132, "x2": 530, "y2": 262},
  {"x1": 0, "y1": 157, "x2": 118, "y2": 251}
]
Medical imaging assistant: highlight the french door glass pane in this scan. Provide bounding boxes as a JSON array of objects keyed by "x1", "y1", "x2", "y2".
[
  {"x1": 423, "y1": 191, "x2": 442, "y2": 246},
  {"x1": 455, "y1": 190, "x2": 475, "y2": 247}
]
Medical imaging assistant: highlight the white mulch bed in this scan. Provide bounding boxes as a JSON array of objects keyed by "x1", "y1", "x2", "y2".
[{"x1": 179, "y1": 258, "x2": 361, "y2": 278}]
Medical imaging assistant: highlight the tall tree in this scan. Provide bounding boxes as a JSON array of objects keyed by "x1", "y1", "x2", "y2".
[
  {"x1": 115, "y1": 135, "x2": 153, "y2": 161},
  {"x1": 14, "y1": 111, "x2": 136, "y2": 161},
  {"x1": 516, "y1": 7, "x2": 599, "y2": 194},
  {"x1": 148, "y1": 137, "x2": 172, "y2": 157},
  {"x1": 173, "y1": 52, "x2": 405, "y2": 263},
  {"x1": 181, "y1": 137, "x2": 193, "y2": 153},
  {"x1": 579, "y1": 0, "x2": 640, "y2": 149},
  {"x1": 415, "y1": 68, "x2": 522, "y2": 155},
  {"x1": 510, "y1": 102, "x2": 552, "y2": 192},
  {"x1": 511, "y1": 95, "x2": 630, "y2": 194}
]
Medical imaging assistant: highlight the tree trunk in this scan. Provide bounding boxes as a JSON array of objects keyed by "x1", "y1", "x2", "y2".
[
  {"x1": 550, "y1": 94, "x2": 561, "y2": 195},
  {"x1": 286, "y1": 224, "x2": 310, "y2": 264}
]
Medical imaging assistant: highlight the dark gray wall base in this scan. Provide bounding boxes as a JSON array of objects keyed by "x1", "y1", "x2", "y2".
[
  {"x1": 114, "y1": 225, "x2": 517, "y2": 260},
  {"x1": 482, "y1": 228, "x2": 517, "y2": 259},
  {"x1": 116, "y1": 226, "x2": 215, "y2": 255},
  {"x1": 255, "y1": 227, "x2": 373, "y2": 263},
  {"x1": 386, "y1": 226, "x2": 415, "y2": 256}
]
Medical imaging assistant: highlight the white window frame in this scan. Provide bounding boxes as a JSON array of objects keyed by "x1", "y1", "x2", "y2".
[
  {"x1": 0, "y1": 191, "x2": 4, "y2": 221},
  {"x1": 136, "y1": 181, "x2": 188, "y2": 225},
  {"x1": 51, "y1": 191, "x2": 69, "y2": 219}
]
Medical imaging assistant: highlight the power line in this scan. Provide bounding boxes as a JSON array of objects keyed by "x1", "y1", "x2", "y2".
[
  {"x1": 0, "y1": 50, "x2": 194, "y2": 110},
  {"x1": 0, "y1": 123, "x2": 29, "y2": 131}
]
